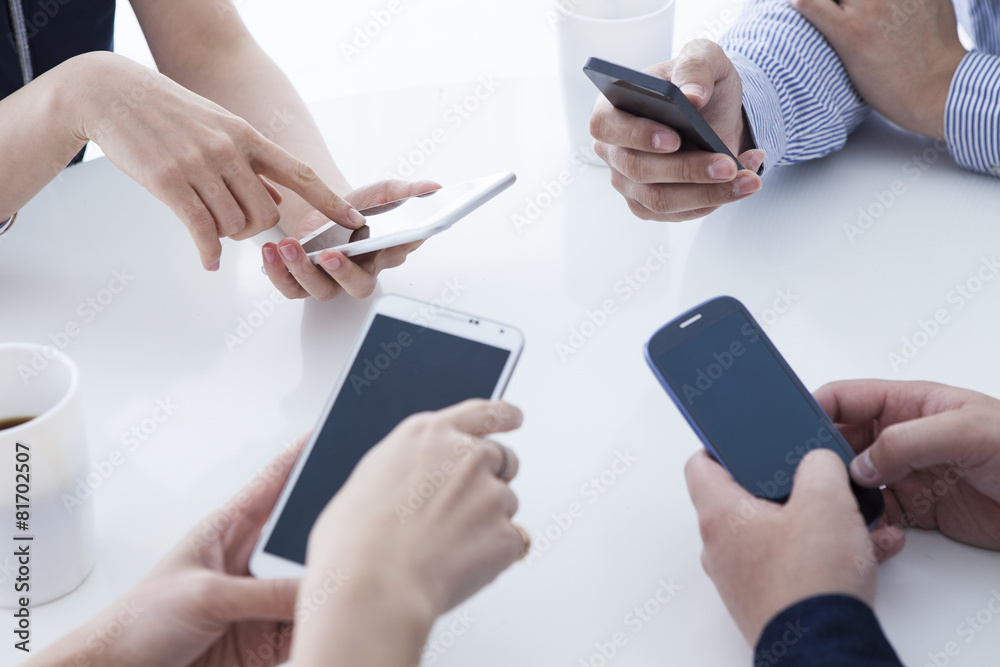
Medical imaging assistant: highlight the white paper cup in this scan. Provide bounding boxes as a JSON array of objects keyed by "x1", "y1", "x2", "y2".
[
  {"x1": 555, "y1": 0, "x2": 676, "y2": 165},
  {"x1": 0, "y1": 344, "x2": 96, "y2": 607}
]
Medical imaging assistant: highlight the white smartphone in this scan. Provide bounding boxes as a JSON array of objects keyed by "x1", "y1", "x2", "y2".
[
  {"x1": 300, "y1": 171, "x2": 516, "y2": 262},
  {"x1": 249, "y1": 294, "x2": 524, "y2": 578}
]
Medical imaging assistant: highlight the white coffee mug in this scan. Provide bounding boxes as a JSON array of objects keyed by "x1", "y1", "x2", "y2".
[
  {"x1": 0, "y1": 344, "x2": 96, "y2": 607},
  {"x1": 555, "y1": 0, "x2": 677, "y2": 165}
]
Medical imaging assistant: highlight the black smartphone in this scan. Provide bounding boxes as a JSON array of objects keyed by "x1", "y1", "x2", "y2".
[
  {"x1": 584, "y1": 57, "x2": 744, "y2": 167},
  {"x1": 644, "y1": 296, "x2": 884, "y2": 528}
]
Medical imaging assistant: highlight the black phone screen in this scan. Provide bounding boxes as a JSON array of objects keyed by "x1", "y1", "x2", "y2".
[
  {"x1": 264, "y1": 314, "x2": 511, "y2": 564},
  {"x1": 647, "y1": 303, "x2": 883, "y2": 526}
]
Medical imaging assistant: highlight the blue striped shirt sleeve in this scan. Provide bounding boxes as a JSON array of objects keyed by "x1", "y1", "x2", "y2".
[
  {"x1": 718, "y1": 0, "x2": 870, "y2": 173},
  {"x1": 945, "y1": 50, "x2": 1000, "y2": 177}
]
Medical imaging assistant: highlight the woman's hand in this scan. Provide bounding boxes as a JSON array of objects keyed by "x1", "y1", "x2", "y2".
[
  {"x1": 292, "y1": 399, "x2": 528, "y2": 666},
  {"x1": 73, "y1": 52, "x2": 364, "y2": 271},
  {"x1": 25, "y1": 441, "x2": 306, "y2": 667},
  {"x1": 263, "y1": 179, "x2": 440, "y2": 300}
]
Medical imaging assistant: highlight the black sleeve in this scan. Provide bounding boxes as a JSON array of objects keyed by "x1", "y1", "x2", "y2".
[{"x1": 754, "y1": 595, "x2": 904, "y2": 667}]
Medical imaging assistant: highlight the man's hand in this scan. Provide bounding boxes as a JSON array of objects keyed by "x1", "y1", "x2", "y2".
[
  {"x1": 263, "y1": 179, "x2": 440, "y2": 301},
  {"x1": 790, "y1": 0, "x2": 967, "y2": 139},
  {"x1": 815, "y1": 379, "x2": 1000, "y2": 550},
  {"x1": 686, "y1": 449, "x2": 903, "y2": 645},
  {"x1": 590, "y1": 40, "x2": 766, "y2": 222}
]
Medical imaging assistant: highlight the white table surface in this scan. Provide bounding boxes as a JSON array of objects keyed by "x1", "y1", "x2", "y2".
[{"x1": 2, "y1": 77, "x2": 1000, "y2": 666}]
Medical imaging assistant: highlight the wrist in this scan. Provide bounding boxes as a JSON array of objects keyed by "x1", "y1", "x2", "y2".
[
  {"x1": 295, "y1": 558, "x2": 436, "y2": 666},
  {"x1": 918, "y1": 48, "x2": 968, "y2": 140}
]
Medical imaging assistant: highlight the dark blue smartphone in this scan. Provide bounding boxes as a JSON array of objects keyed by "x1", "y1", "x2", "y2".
[{"x1": 644, "y1": 296, "x2": 884, "y2": 528}]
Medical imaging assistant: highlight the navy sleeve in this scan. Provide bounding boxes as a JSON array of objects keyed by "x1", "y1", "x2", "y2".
[{"x1": 754, "y1": 595, "x2": 903, "y2": 667}]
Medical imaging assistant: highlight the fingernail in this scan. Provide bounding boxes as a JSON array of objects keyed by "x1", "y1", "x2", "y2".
[
  {"x1": 851, "y1": 451, "x2": 880, "y2": 485},
  {"x1": 348, "y1": 208, "x2": 365, "y2": 227},
  {"x1": 680, "y1": 84, "x2": 706, "y2": 101},
  {"x1": 262, "y1": 245, "x2": 277, "y2": 264},
  {"x1": 732, "y1": 174, "x2": 760, "y2": 197},
  {"x1": 708, "y1": 159, "x2": 737, "y2": 181},
  {"x1": 321, "y1": 256, "x2": 342, "y2": 272},
  {"x1": 652, "y1": 131, "x2": 680, "y2": 152},
  {"x1": 279, "y1": 243, "x2": 298, "y2": 262},
  {"x1": 749, "y1": 150, "x2": 766, "y2": 172},
  {"x1": 208, "y1": 260, "x2": 220, "y2": 272}
]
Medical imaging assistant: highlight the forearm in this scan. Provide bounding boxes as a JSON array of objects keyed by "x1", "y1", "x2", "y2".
[
  {"x1": 0, "y1": 58, "x2": 91, "y2": 220},
  {"x1": 292, "y1": 566, "x2": 434, "y2": 667},
  {"x1": 163, "y1": 38, "x2": 352, "y2": 235},
  {"x1": 945, "y1": 51, "x2": 1000, "y2": 178},
  {"x1": 721, "y1": 0, "x2": 870, "y2": 172}
]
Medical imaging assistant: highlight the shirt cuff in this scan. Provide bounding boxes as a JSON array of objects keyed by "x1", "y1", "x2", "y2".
[
  {"x1": 728, "y1": 51, "x2": 787, "y2": 175},
  {"x1": 945, "y1": 50, "x2": 1000, "y2": 178},
  {"x1": 755, "y1": 594, "x2": 903, "y2": 667}
]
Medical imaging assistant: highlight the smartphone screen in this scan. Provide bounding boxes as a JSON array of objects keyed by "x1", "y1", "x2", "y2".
[
  {"x1": 645, "y1": 297, "x2": 883, "y2": 526},
  {"x1": 263, "y1": 314, "x2": 513, "y2": 564}
]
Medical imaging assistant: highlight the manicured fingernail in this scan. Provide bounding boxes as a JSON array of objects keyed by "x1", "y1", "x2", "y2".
[
  {"x1": 321, "y1": 256, "x2": 342, "y2": 272},
  {"x1": 732, "y1": 174, "x2": 760, "y2": 197},
  {"x1": 262, "y1": 245, "x2": 277, "y2": 264},
  {"x1": 348, "y1": 208, "x2": 365, "y2": 227},
  {"x1": 279, "y1": 243, "x2": 298, "y2": 262},
  {"x1": 680, "y1": 84, "x2": 706, "y2": 101},
  {"x1": 652, "y1": 131, "x2": 680, "y2": 152},
  {"x1": 708, "y1": 159, "x2": 737, "y2": 181},
  {"x1": 851, "y1": 451, "x2": 880, "y2": 485},
  {"x1": 208, "y1": 260, "x2": 220, "y2": 272}
]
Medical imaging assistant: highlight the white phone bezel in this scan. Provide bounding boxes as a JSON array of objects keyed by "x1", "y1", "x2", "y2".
[
  {"x1": 301, "y1": 171, "x2": 516, "y2": 261},
  {"x1": 249, "y1": 293, "x2": 524, "y2": 579}
]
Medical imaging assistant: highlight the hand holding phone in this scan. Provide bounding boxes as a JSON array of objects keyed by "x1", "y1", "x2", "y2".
[
  {"x1": 644, "y1": 295, "x2": 884, "y2": 528},
  {"x1": 250, "y1": 294, "x2": 524, "y2": 577},
  {"x1": 587, "y1": 41, "x2": 766, "y2": 222}
]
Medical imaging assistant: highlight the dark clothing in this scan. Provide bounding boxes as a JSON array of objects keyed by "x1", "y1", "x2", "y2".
[
  {"x1": 755, "y1": 595, "x2": 904, "y2": 667},
  {"x1": 2, "y1": 0, "x2": 116, "y2": 163},
  {"x1": 2, "y1": 0, "x2": 115, "y2": 97}
]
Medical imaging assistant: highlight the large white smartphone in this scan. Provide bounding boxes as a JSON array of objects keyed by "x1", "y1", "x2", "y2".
[
  {"x1": 300, "y1": 172, "x2": 516, "y2": 262},
  {"x1": 249, "y1": 294, "x2": 524, "y2": 578}
]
